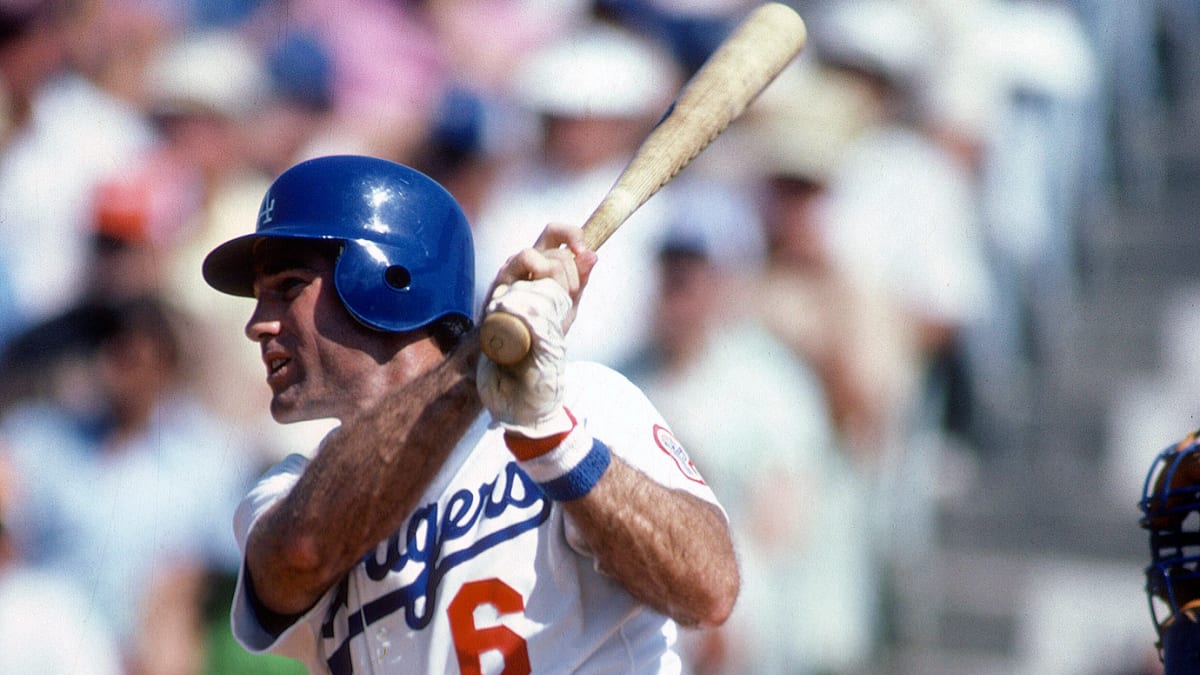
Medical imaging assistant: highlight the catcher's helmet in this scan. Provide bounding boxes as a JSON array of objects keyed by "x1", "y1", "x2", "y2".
[
  {"x1": 1140, "y1": 430, "x2": 1200, "y2": 648},
  {"x1": 202, "y1": 155, "x2": 474, "y2": 333}
]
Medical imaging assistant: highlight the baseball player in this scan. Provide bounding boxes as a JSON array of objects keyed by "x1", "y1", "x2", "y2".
[
  {"x1": 200, "y1": 155, "x2": 739, "y2": 673},
  {"x1": 1141, "y1": 431, "x2": 1200, "y2": 674}
]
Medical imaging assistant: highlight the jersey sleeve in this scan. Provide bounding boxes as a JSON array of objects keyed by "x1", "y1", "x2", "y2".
[
  {"x1": 559, "y1": 362, "x2": 728, "y2": 563},
  {"x1": 231, "y1": 453, "x2": 307, "y2": 553},
  {"x1": 565, "y1": 361, "x2": 724, "y2": 510},
  {"x1": 229, "y1": 453, "x2": 328, "y2": 664}
]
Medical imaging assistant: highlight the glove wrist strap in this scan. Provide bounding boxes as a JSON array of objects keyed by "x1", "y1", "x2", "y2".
[
  {"x1": 501, "y1": 405, "x2": 575, "y2": 443},
  {"x1": 505, "y1": 410, "x2": 611, "y2": 501}
]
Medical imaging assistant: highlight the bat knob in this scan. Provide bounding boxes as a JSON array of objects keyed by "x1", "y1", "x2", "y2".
[{"x1": 480, "y1": 311, "x2": 532, "y2": 366}]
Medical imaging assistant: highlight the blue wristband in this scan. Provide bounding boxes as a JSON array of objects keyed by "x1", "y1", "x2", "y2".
[{"x1": 537, "y1": 438, "x2": 612, "y2": 501}]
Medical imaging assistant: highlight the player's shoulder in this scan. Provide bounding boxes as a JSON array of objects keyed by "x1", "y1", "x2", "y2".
[
  {"x1": 234, "y1": 453, "x2": 312, "y2": 551},
  {"x1": 264, "y1": 452, "x2": 311, "y2": 474},
  {"x1": 244, "y1": 453, "x2": 312, "y2": 508},
  {"x1": 564, "y1": 360, "x2": 644, "y2": 398},
  {"x1": 565, "y1": 359, "x2": 622, "y2": 379},
  {"x1": 563, "y1": 360, "x2": 662, "y2": 430}
]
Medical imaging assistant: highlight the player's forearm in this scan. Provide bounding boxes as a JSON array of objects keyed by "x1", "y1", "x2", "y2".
[
  {"x1": 563, "y1": 455, "x2": 740, "y2": 627},
  {"x1": 247, "y1": 338, "x2": 484, "y2": 615}
]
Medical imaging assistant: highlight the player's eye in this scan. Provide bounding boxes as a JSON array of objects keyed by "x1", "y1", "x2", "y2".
[
  {"x1": 278, "y1": 275, "x2": 310, "y2": 299},
  {"x1": 256, "y1": 271, "x2": 312, "y2": 301}
]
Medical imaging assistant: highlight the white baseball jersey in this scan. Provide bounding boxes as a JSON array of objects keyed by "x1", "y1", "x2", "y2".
[{"x1": 231, "y1": 361, "x2": 722, "y2": 674}]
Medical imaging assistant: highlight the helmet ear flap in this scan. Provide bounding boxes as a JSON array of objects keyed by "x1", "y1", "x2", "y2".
[
  {"x1": 333, "y1": 238, "x2": 474, "y2": 333},
  {"x1": 335, "y1": 240, "x2": 417, "y2": 332}
]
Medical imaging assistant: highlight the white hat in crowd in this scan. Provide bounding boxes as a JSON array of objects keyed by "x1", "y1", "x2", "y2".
[
  {"x1": 509, "y1": 22, "x2": 679, "y2": 118},
  {"x1": 811, "y1": 0, "x2": 935, "y2": 88},
  {"x1": 146, "y1": 29, "x2": 269, "y2": 120}
]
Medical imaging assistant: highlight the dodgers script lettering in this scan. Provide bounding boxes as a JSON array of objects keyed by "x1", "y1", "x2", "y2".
[{"x1": 321, "y1": 462, "x2": 551, "y2": 673}]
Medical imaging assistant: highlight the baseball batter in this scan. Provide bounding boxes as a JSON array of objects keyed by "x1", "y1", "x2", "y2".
[{"x1": 200, "y1": 155, "x2": 739, "y2": 674}]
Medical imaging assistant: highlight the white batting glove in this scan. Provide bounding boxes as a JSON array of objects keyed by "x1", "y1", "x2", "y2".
[{"x1": 477, "y1": 278, "x2": 574, "y2": 438}]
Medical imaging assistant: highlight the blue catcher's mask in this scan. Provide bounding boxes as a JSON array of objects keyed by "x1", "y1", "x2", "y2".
[
  {"x1": 202, "y1": 155, "x2": 474, "y2": 334},
  {"x1": 1141, "y1": 430, "x2": 1200, "y2": 655}
]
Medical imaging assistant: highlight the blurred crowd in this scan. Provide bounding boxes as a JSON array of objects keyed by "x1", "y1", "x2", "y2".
[{"x1": 0, "y1": 0, "x2": 1145, "y2": 672}]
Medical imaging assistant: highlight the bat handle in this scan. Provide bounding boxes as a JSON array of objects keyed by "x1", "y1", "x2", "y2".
[
  {"x1": 479, "y1": 211, "x2": 611, "y2": 366},
  {"x1": 479, "y1": 310, "x2": 532, "y2": 366}
]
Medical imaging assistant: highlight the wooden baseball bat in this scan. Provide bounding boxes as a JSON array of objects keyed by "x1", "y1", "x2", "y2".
[{"x1": 480, "y1": 2, "x2": 807, "y2": 365}]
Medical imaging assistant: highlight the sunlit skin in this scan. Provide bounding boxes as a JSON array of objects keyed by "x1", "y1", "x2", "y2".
[
  {"x1": 238, "y1": 225, "x2": 737, "y2": 633},
  {"x1": 243, "y1": 243, "x2": 442, "y2": 424}
]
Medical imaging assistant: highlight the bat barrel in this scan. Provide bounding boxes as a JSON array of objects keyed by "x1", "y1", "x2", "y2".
[
  {"x1": 579, "y1": 2, "x2": 806, "y2": 251},
  {"x1": 481, "y1": 2, "x2": 807, "y2": 367}
]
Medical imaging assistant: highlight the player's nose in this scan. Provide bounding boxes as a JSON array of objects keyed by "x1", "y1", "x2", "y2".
[{"x1": 244, "y1": 302, "x2": 281, "y2": 342}]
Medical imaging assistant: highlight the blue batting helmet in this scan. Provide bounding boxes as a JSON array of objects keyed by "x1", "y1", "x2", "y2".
[
  {"x1": 1140, "y1": 430, "x2": 1200, "y2": 652},
  {"x1": 202, "y1": 155, "x2": 474, "y2": 333}
]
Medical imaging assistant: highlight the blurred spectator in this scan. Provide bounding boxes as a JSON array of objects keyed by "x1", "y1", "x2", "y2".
[
  {"x1": 472, "y1": 18, "x2": 686, "y2": 368},
  {"x1": 0, "y1": 450, "x2": 124, "y2": 675},
  {"x1": 87, "y1": 171, "x2": 187, "y2": 301},
  {"x1": 0, "y1": 294, "x2": 259, "y2": 671},
  {"x1": 734, "y1": 59, "x2": 935, "y2": 663},
  {"x1": 923, "y1": 0, "x2": 1100, "y2": 451},
  {"x1": 0, "y1": 0, "x2": 156, "y2": 328},
  {"x1": 593, "y1": 0, "x2": 751, "y2": 76},
  {"x1": 415, "y1": 0, "x2": 593, "y2": 224},
  {"x1": 419, "y1": 0, "x2": 589, "y2": 93},
  {"x1": 0, "y1": 147, "x2": 196, "y2": 414},
  {"x1": 140, "y1": 26, "x2": 269, "y2": 203},
  {"x1": 410, "y1": 85, "x2": 509, "y2": 222},
  {"x1": 245, "y1": 0, "x2": 449, "y2": 162},
  {"x1": 804, "y1": 0, "x2": 998, "y2": 647},
  {"x1": 0, "y1": 299, "x2": 110, "y2": 418},
  {"x1": 808, "y1": 0, "x2": 994, "y2": 443},
  {"x1": 242, "y1": 29, "x2": 336, "y2": 176},
  {"x1": 62, "y1": 0, "x2": 175, "y2": 112},
  {"x1": 622, "y1": 222, "x2": 878, "y2": 674},
  {"x1": 143, "y1": 26, "x2": 296, "y2": 309},
  {"x1": 736, "y1": 59, "x2": 924, "y2": 465}
]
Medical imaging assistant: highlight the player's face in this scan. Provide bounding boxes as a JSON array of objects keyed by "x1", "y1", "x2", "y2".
[{"x1": 243, "y1": 242, "x2": 407, "y2": 423}]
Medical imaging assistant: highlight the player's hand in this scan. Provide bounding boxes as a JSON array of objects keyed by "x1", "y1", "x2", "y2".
[
  {"x1": 477, "y1": 277, "x2": 571, "y2": 436},
  {"x1": 477, "y1": 224, "x2": 596, "y2": 439},
  {"x1": 484, "y1": 223, "x2": 597, "y2": 335}
]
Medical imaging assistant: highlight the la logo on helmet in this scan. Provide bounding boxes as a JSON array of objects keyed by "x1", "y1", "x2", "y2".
[{"x1": 259, "y1": 198, "x2": 276, "y2": 225}]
